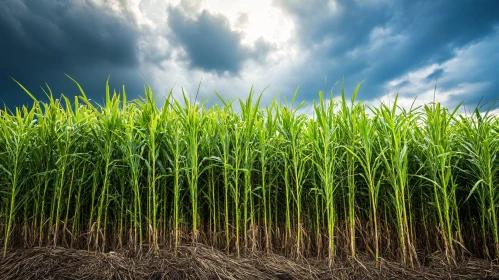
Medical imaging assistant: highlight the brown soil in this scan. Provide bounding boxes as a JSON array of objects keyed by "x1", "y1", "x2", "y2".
[{"x1": 1, "y1": 245, "x2": 498, "y2": 280}]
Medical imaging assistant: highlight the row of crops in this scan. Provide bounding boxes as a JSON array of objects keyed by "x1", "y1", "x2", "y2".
[{"x1": 1, "y1": 80, "x2": 498, "y2": 266}]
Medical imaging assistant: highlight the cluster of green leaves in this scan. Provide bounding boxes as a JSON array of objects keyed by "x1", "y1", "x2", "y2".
[{"x1": 0, "y1": 80, "x2": 498, "y2": 266}]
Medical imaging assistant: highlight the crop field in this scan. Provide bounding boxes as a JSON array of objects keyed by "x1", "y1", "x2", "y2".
[{"x1": 1, "y1": 80, "x2": 499, "y2": 278}]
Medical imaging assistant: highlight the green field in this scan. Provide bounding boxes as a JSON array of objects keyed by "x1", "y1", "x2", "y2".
[{"x1": 1, "y1": 79, "x2": 498, "y2": 268}]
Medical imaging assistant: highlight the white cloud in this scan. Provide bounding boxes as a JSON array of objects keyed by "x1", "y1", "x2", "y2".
[{"x1": 121, "y1": 0, "x2": 299, "y2": 107}]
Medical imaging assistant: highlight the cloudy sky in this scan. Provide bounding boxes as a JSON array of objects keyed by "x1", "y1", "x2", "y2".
[{"x1": 1, "y1": 0, "x2": 498, "y2": 111}]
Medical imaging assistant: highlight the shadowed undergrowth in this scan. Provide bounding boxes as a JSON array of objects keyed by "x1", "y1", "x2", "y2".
[{"x1": 1, "y1": 245, "x2": 498, "y2": 280}]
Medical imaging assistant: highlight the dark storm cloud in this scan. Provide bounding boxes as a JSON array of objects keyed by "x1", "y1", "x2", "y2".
[
  {"x1": 394, "y1": 80, "x2": 411, "y2": 89},
  {"x1": 167, "y1": 7, "x2": 271, "y2": 75},
  {"x1": 425, "y1": 69, "x2": 444, "y2": 83},
  {"x1": 0, "y1": 0, "x2": 144, "y2": 109},
  {"x1": 437, "y1": 29, "x2": 499, "y2": 107},
  {"x1": 274, "y1": 0, "x2": 499, "y2": 104}
]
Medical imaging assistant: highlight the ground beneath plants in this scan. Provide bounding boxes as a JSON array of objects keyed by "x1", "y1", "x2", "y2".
[{"x1": 1, "y1": 245, "x2": 498, "y2": 280}]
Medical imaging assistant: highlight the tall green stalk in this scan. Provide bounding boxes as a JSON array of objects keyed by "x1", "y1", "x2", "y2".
[{"x1": 311, "y1": 90, "x2": 339, "y2": 263}]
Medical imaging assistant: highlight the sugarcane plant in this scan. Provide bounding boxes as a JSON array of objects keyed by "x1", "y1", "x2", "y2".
[{"x1": 0, "y1": 77, "x2": 498, "y2": 266}]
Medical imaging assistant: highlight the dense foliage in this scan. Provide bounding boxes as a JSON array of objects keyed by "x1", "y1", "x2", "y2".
[{"x1": 1, "y1": 79, "x2": 498, "y2": 267}]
